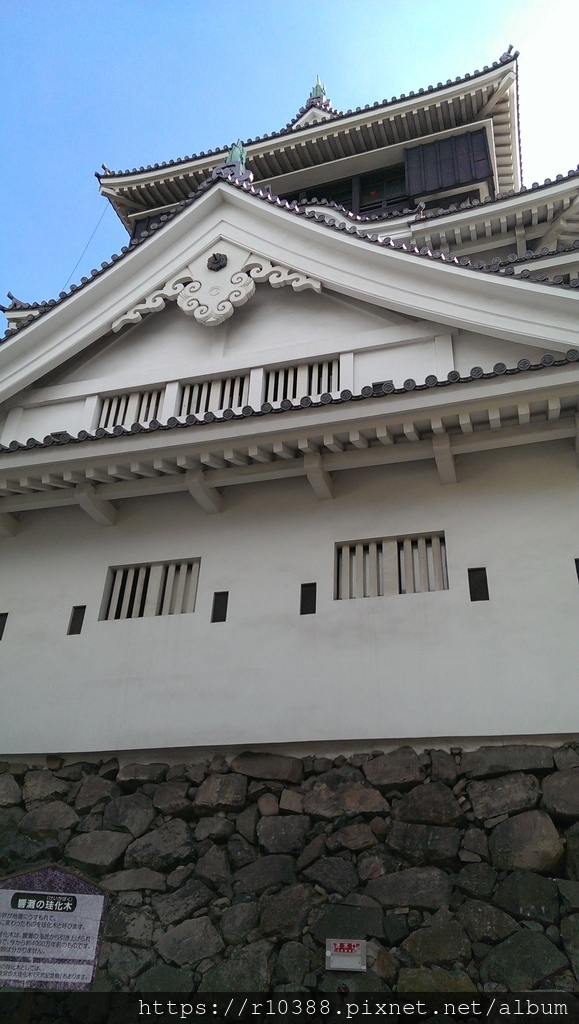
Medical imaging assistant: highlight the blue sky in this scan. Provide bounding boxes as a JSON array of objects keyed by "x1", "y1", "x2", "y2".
[{"x1": 1, "y1": 0, "x2": 577, "y2": 323}]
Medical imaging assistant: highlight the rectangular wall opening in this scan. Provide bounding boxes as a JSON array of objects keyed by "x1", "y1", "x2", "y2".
[
  {"x1": 100, "y1": 559, "x2": 200, "y2": 621},
  {"x1": 67, "y1": 606, "x2": 86, "y2": 635},
  {"x1": 575, "y1": 558, "x2": 579, "y2": 583},
  {"x1": 211, "y1": 591, "x2": 229, "y2": 623},
  {"x1": 300, "y1": 583, "x2": 317, "y2": 615},
  {"x1": 468, "y1": 567, "x2": 489, "y2": 602},
  {"x1": 335, "y1": 533, "x2": 448, "y2": 600},
  {"x1": 0, "y1": 613, "x2": 8, "y2": 641}
]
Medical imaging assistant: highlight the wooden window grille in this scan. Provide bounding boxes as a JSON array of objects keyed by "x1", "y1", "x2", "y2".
[
  {"x1": 101, "y1": 559, "x2": 200, "y2": 621},
  {"x1": 264, "y1": 360, "x2": 340, "y2": 403},
  {"x1": 98, "y1": 389, "x2": 163, "y2": 429},
  {"x1": 335, "y1": 534, "x2": 448, "y2": 600},
  {"x1": 179, "y1": 375, "x2": 249, "y2": 417}
]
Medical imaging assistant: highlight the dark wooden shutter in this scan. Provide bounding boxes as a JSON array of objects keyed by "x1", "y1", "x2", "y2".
[{"x1": 405, "y1": 129, "x2": 491, "y2": 197}]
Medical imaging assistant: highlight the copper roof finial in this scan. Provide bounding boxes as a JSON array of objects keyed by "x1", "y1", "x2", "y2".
[{"x1": 309, "y1": 75, "x2": 326, "y2": 101}]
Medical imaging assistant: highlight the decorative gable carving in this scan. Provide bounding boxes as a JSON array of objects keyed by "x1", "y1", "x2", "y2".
[{"x1": 111, "y1": 245, "x2": 322, "y2": 332}]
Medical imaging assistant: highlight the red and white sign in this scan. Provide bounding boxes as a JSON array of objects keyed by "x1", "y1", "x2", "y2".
[{"x1": 326, "y1": 938, "x2": 367, "y2": 971}]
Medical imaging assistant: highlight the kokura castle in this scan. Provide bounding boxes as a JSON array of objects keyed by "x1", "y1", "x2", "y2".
[{"x1": 1, "y1": 49, "x2": 578, "y2": 761}]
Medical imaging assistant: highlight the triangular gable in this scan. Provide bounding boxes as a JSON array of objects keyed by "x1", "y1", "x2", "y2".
[
  {"x1": 40, "y1": 286, "x2": 412, "y2": 391},
  {"x1": 1, "y1": 179, "x2": 577, "y2": 407}
]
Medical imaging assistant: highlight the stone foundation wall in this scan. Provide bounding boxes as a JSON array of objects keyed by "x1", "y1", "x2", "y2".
[{"x1": 1, "y1": 743, "x2": 578, "y2": 994}]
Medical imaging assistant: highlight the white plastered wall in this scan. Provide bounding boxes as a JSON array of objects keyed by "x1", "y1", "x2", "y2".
[{"x1": 1, "y1": 440, "x2": 577, "y2": 755}]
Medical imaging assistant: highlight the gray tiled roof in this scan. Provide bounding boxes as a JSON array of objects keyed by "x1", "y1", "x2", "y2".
[{"x1": 2, "y1": 170, "x2": 578, "y2": 343}]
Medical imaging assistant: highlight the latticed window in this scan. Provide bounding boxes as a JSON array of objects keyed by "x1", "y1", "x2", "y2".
[
  {"x1": 98, "y1": 389, "x2": 163, "y2": 429},
  {"x1": 101, "y1": 559, "x2": 200, "y2": 620},
  {"x1": 335, "y1": 534, "x2": 448, "y2": 600},
  {"x1": 264, "y1": 360, "x2": 339, "y2": 403},
  {"x1": 179, "y1": 375, "x2": 249, "y2": 416}
]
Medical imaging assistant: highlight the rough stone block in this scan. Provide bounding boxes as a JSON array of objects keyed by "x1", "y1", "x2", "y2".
[
  {"x1": 488, "y1": 810, "x2": 564, "y2": 872},
  {"x1": 429, "y1": 750, "x2": 458, "y2": 785},
  {"x1": 64, "y1": 830, "x2": 132, "y2": 874},
  {"x1": 197, "y1": 940, "x2": 272, "y2": 992},
  {"x1": 554, "y1": 747, "x2": 579, "y2": 771},
  {"x1": 256, "y1": 815, "x2": 311, "y2": 854},
  {"x1": 101, "y1": 868, "x2": 166, "y2": 892},
  {"x1": 257, "y1": 792, "x2": 279, "y2": 816},
  {"x1": 231, "y1": 752, "x2": 303, "y2": 784},
  {"x1": 195, "y1": 845, "x2": 232, "y2": 885},
  {"x1": 326, "y1": 822, "x2": 377, "y2": 852},
  {"x1": 135, "y1": 965, "x2": 193, "y2": 993},
  {"x1": 455, "y1": 862, "x2": 497, "y2": 900},
  {"x1": 303, "y1": 855, "x2": 358, "y2": 896},
  {"x1": 152, "y1": 879, "x2": 213, "y2": 926},
  {"x1": 311, "y1": 902, "x2": 384, "y2": 941},
  {"x1": 116, "y1": 763, "x2": 169, "y2": 789},
  {"x1": 365, "y1": 866, "x2": 452, "y2": 909},
  {"x1": 461, "y1": 828, "x2": 489, "y2": 860},
  {"x1": 275, "y1": 941, "x2": 311, "y2": 985},
  {"x1": 392, "y1": 781, "x2": 464, "y2": 826},
  {"x1": 227, "y1": 833, "x2": 256, "y2": 869},
  {"x1": 460, "y1": 745, "x2": 553, "y2": 779},
  {"x1": 560, "y1": 914, "x2": 579, "y2": 980},
  {"x1": 236, "y1": 804, "x2": 259, "y2": 843},
  {"x1": 279, "y1": 789, "x2": 304, "y2": 814},
  {"x1": 363, "y1": 747, "x2": 425, "y2": 791},
  {"x1": 156, "y1": 916, "x2": 224, "y2": 967},
  {"x1": 19, "y1": 801, "x2": 79, "y2": 837},
  {"x1": 151, "y1": 782, "x2": 193, "y2": 817},
  {"x1": 402, "y1": 918, "x2": 471, "y2": 964},
  {"x1": 387, "y1": 820, "x2": 461, "y2": 864},
  {"x1": 102, "y1": 793, "x2": 156, "y2": 838},
  {"x1": 456, "y1": 899, "x2": 519, "y2": 942},
  {"x1": 493, "y1": 870, "x2": 559, "y2": 924},
  {"x1": 480, "y1": 930, "x2": 568, "y2": 990},
  {"x1": 234, "y1": 854, "x2": 296, "y2": 894},
  {"x1": 22, "y1": 770, "x2": 69, "y2": 805},
  {"x1": 103, "y1": 905, "x2": 155, "y2": 948},
  {"x1": 397, "y1": 966, "x2": 476, "y2": 992},
  {"x1": 124, "y1": 819, "x2": 196, "y2": 871},
  {"x1": 219, "y1": 901, "x2": 259, "y2": 944},
  {"x1": 467, "y1": 772, "x2": 539, "y2": 820},
  {"x1": 259, "y1": 883, "x2": 314, "y2": 937},
  {"x1": 74, "y1": 776, "x2": 120, "y2": 814},
  {"x1": 356, "y1": 847, "x2": 399, "y2": 881},
  {"x1": 303, "y1": 767, "x2": 387, "y2": 819},
  {"x1": 195, "y1": 773, "x2": 248, "y2": 813},
  {"x1": 542, "y1": 769, "x2": 579, "y2": 820},
  {"x1": 0, "y1": 773, "x2": 22, "y2": 806}
]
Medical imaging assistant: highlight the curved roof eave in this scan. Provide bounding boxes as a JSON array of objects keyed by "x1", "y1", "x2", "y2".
[
  {"x1": 98, "y1": 56, "x2": 521, "y2": 226},
  {"x1": 3, "y1": 173, "x2": 578, "y2": 348}
]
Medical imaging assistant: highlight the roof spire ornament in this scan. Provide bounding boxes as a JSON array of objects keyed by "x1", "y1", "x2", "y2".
[
  {"x1": 303, "y1": 76, "x2": 333, "y2": 116},
  {"x1": 226, "y1": 139, "x2": 248, "y2": 170},
  {"x1": 211, "y1": 138, "x2": 253, "y2": 185},
  {"x1": 310, "y1": 76, "x2": 326, "y2": 101}
]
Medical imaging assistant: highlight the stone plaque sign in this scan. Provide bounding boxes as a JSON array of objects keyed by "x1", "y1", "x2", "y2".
[
  {"x1": 325, "y1": 938, "x2": 367, "y2": 971},
  {"x1": 0, "y1": 865, "x2": 106, "y2": 990}
]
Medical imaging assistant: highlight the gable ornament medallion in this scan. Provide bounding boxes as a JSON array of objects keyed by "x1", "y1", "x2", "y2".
[{"x1": 111, "y1": 247, "x2": 321, "y2": 331}]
